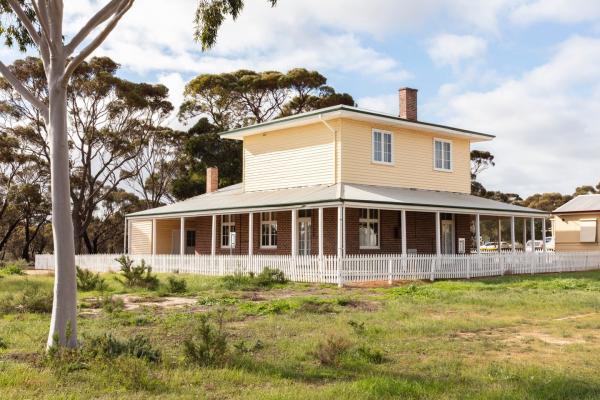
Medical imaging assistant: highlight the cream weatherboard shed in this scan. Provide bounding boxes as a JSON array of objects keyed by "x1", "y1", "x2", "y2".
[
  {"x1": 553, "y1": 195, "x2": 600, "y2": 252},
  {"x1": 125, "y1": 89, "x2": 548, "y2": 259}
]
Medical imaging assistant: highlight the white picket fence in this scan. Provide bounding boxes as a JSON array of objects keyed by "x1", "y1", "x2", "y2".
[{"x1": 35, "y1": 251, "x2": 600, "y2": 286}]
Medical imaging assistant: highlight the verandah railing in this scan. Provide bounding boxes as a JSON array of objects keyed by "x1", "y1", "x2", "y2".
[{"x1": 34, "y1": 252, "x2": 600, "y2": 286}]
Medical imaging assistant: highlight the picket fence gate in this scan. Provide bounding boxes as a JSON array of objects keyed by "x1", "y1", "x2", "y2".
[{"x1": 35, "y1": 251, "x2": 600, "y2": 286}]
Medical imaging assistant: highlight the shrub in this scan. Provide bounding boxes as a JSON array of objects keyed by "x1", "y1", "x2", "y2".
[
  {"x1": 166, "y1": 276, "x2": 187, "y2": 294},
  {"x1": 76, "y1": 267, "x2": 107, "y2": 291},
  {"x1": 0, "y1": 284, "x2": 53, "y2": 314},
  {"x1": 100, "y1": 295, "x2": 125, "y2": 314},
  {"x1": 1, "y1": 259, "x2": 27, "y2": 275},
  {"x1": 85, "y1": 333, "x2": 161, "y2": 363},
  {"x1": 115, "y1": 256, "x2": 159, "y2": 290},
  {"x1": 353, "y1": 345, "x2": 385, "y2": 364},
  {"x1": 0, "y1": 337, "x2": 7, "y2": 349},
  {"x1": 348, "y1": 320, "x2": 367, "y2": 336},
  {"x1": 221, "y1": 267, "x2": 287, "y2": 290},
  {"x1": 312, "y1": 336, "x2": 351, "y2": 366},
  {"x1": 108, "y1": 356, "x2": 164, "y2": 392},
  {"x1": 183, "y1": 313, "x2": 228, "y2": 367},
  {"x1": 256, "y1": 267, "x2": 287, "y2": 286}
]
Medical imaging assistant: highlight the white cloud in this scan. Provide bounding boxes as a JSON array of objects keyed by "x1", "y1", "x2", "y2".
[
  {"x1": 436, "y1": 36, "x2": 600, "y2": 196},
  {"x1": 511, "y1": 0, "x2": 600, "y2": 25},
  {"x1": 357, "y1": 94, "x2": 398, "y2": 115},
  {"x1": 428, "y1": 34, "x2": 487, "y2": 68}
]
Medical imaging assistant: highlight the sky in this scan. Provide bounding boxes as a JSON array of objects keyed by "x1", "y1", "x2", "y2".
[{"x1": 4, "y1": 0, "x2": 600, "y2": 197}]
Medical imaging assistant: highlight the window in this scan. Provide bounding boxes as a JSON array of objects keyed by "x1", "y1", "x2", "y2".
[
  {"x1": 221, "y1": 215, "x2": 236, "y2": 248},
  {"x1": 261, "y1": 212, "x2": 277, "y2": 248},
  {"x1": 580, "y1": 219, "x2": 597, "y2": 243},
  {"x1": 434, "y1": 139, "x2": 452, "y2": 171},
  {"x1": 359, "y1": 208, "x2": 380, "y2": 248},
  {"x1": 372, "y1": 129, "x2": 393, "y2": 164},
  {"x1": 186, "y1": 230, "x2": 196, "y2": 248}
]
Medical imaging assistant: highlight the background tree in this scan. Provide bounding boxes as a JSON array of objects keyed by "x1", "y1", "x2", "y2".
[
  {"x1": 519, "y1": 192, "x2": 572, "y2": 212},
  {"x1": 0, "y1": 0, "x2": 136, "y2": 349},
  {"x1": 0, "y1": 56, "x2": 173, "y2": 254}
]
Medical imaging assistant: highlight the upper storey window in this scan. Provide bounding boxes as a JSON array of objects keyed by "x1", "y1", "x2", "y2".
[
  {"x1": 434, "y1": 138, "x2": 452, "y2": 172},
  {"x1": 372, "y1": 129, "x2": 393, "y2": 164}
]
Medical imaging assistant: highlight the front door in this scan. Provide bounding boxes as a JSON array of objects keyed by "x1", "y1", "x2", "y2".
[
  {"x1": 171, "y1": 229, "x2": 180, "y2": 254},
  {"x1": 441, "y1": 220, "x2": 454, "y2": 254},
  {"x1": 298, "y1": 217, "x2": 312, "y2": 256}
]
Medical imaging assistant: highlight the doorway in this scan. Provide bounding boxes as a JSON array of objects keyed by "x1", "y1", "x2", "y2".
[
  {"x1": 298, "y1": 210, "x2": 312, "y2": 256},
  {"x1": 441, "y1": 218, "x2": 454, "y2": 254}
]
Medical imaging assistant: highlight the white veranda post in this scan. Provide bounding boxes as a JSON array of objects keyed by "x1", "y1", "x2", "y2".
[
  {"x1": 510, "y1": 216, "x2": 516, "y2": 253},
  {"x1": 291, "y1": 209, "x2": 298, "y2": 256},
  {"x1": 401, "y1": 210, "x2": 407, "y2": 255},
  {"x1": 211, "y1": 215, "x2": 217, "y2": 256},
  {"x1": 318, "y1": 208, "x2": 324, "y2": 257},
  {"x1": 248, "y1": 213, "x2": 254, "y2": 256},
  {"x1": 435, "y1": 212, "x2": 441, "y2": 256},
  {"x1": 530, "y1": 218, "x2": 536, "y2": 251},
  {"x1": 475, "y1": 214, "x2": 481, "y2": 254},
  {"x1": 542, "y1": 218, "x2": 547, "y2": 252},
  {"x1": 180, "y1": 217, "x2": 185, "y2": 255}
]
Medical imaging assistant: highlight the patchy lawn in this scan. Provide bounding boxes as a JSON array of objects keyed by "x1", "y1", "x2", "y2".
[{"x1": 1, "y1": 269, "x2": 600, "y2": 399}]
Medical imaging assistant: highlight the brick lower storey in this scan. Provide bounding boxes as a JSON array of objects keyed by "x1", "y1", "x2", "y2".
[{"x1": 150, "y1": 208, "x2": 475, "y2": 256}]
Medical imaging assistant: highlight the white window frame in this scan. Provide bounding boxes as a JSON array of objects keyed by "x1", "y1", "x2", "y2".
[
  {"x1": 372, "y1": 129, "x2": 394, "y2": 165},
  {"x1": 433, "y1": 138, "x2": 453, "y2": 172},
  {"x1": 260, "y1": 212, "x2": 278, "y2": 249},
  {"x1": 359, "y1": 208, "x2": 380, "y2": 249},
  {"x1": 221, "y1": 214, "x2": 236, "y2": 248}
]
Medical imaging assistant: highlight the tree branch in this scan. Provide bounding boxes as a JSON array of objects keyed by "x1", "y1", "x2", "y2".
[
  {"x1": 63, "y1": 0, "x2": 134, "y2": 80},
  {"x1": 64, "y1": 0, "x2": 122, "y2": 56},
  {"x1": 31, "y1": 0, "x2": 53, "y2": 53},
  {"x1": 0, "y1": 60, "x2": 49, "y2": 120},
  {"x1": 6, "y1": 0, "x2": 42, "y2": 47}
]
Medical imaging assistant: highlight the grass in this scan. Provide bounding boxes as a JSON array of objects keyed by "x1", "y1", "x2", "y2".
[{"x1": 2, "y1": 270, "x2": 600, "y2": 399}]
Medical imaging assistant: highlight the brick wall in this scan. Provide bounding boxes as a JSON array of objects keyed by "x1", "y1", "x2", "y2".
[{"x1": 186, "y1": 208, "x2": 471, "y2": 256}]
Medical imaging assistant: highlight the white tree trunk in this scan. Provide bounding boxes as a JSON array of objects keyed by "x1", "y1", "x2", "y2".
[{"x1": 46, "y1": 54, "x2": 78, "y2": 349}]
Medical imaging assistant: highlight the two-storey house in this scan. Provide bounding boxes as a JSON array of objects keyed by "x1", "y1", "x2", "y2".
[{"x1": 125, "y1": 88, "x2": 545, "y2": 258}]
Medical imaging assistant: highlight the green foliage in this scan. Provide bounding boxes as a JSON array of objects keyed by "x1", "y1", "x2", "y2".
[
  {"x1": 115, "y1": 256, "x2": 159, "y2": 290},
  {"x1": 0, "y1": 336, "x2": 7, "y2": 349},
  {"x1": 0, "y1": 283, "x2": 52, "y2": 314},
  {"x1": 76, "y1": 267, "x2": 107, "y2": 291},
  {"x1": 353, "y1": 345, "x2": 385, "y2": 364},
  {"x1": 197, "y1": 295, "x2": 239, "y2": 306},
  {"x1": 194, "y1": 0, "x2": 278, "y2": 50},
  {"x1": 0, "y1": 259, "x2": 27, "y2": 275},
  {"x1": 100, "y1": 295, "x2": 125, "y2": 314},
  {"x1": 184, "y1": 313, "x2": 228, "y2": 367},
  {"x1": 348, "y1": 320, "x2": 367, "y2": 336},
  {"x1": 166, "y1": 276, "x2": 187, "y2": 294},
  {"x1": 220, "y1": 267, "x2": 287, "y2": 291},
  {"x1": 239, "y1": 299, "x2": 293, "y2": 316},
  {"x1": 106, "y1": 357, "x2": 165, "y2": 392},
  {"x1": 296, "y1": 298, "x2": 336, "y2": 314},
  {"x1": 312, "y1": 335, "x2": 351, "y2": 366},
  {"x1": 85, "y1": 333, "x2": 161, "y2": 363}
]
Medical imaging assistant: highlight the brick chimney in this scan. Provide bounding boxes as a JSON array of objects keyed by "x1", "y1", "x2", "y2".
[
  {"x1": 206, "y1": 167, "x2": 218, "y2": 193},
  {"x1": 399, "y1": 87, "x2": 418, "y2": 120}
]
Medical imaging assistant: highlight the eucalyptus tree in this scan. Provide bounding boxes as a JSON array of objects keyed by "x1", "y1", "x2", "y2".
[
  {"x1": 0, "y1": 56, "x2": 173, "y2": 254},
  {"x1": 0, "y1": 0, "x2": 135, "y2": 348}
]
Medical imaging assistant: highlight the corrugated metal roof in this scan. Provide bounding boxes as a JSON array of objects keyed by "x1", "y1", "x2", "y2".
[
  {"x1": 554, "y1": 194, "x2": 600, "y2": 213},
  {"x1": 127, "y1": 183, "x2": 545, "y2": 218}
]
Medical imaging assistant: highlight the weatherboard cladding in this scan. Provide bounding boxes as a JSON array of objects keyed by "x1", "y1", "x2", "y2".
[{"x1": 127, "y1": 183, "x2": 545, "y2": 219}]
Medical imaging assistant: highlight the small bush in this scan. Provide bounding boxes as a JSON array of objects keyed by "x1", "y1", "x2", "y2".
[
  {"x1": 0, "y1": 337, "x2": 8, "y2": 349},
  {"x1": 166, "y1": 276, "x2": 187, "y2": 294},
  {"x1": 297, "y1": 299, "x2": 336, "y2": 314},
  {"x1": 115, "y1": 256, "x2": 159, "y2": 290},
  {"x1": 221, "y1": 267, "x2": 286, "y2": 290},
  {"x1": 256, "y1": 267, "x2": 287, "y2": 286},
  {"x1": 76, "y1": 267, "x2": 107, "y2": 291},
  {"x1": 100, "y1": 295, "x2": 125, "y2": 314},
  {"x1": 184, "y1": 313, "x2": 228, "y2": 367},
  {"x1": 348, "y1": 320, "x2": 367, "y2": 336},
  {"x1": 239, "y1": 299, "x2": 293, "y2": 316},
  {"x1": 198, "y1": 296, "x2": 239, "y2": 306},
  {"x1": 353, "y1": 345, "x2": 385, "y2": 364},
  {"x1": 85, "y1": 333, "x2": 161, "y2": 363},
  {"x1": 1, "y1": 259, "x2": 27, "y2": 275},
  {"x1": 312, "y1": 336, "x2": 351, "y2": 366},
  {"x1": 108, "y1": 357, "x2": 165, "y2": 392},
  {"x1": 0, "y1": 284, "x2": 53, "y2": 314}
]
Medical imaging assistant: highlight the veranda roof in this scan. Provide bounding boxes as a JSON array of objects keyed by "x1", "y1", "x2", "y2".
[
  {"x1": 127, "y1": 183, "x2": 546, "y2": 218},
  {"x1": 554, "y1": 194, "x2": 600, "y2": 214}
]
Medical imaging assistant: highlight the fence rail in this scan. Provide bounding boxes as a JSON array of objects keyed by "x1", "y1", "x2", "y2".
[{"x1": 35, "y1": 252, "x2": 600, "y2": 286}]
